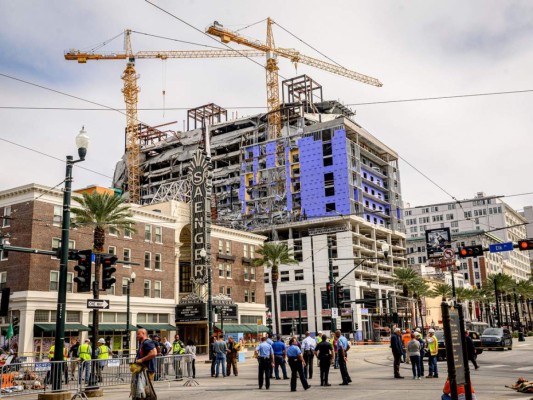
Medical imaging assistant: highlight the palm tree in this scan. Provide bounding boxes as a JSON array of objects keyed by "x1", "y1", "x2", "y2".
[
  {"x1": 411, "y1": 278, "x2": 430, "y2": 329},
  {"x1": 430, "y1": 283, "x2": 452, "y2": 301},
  {"x1": 71, "y1": 192, "x2": 135, "y2": 252},
  {"x1": 253, "y1": 242, "x2": 298, "y2": 334},
  {"x1": 393, "y1": 267, "x2": 420, "y2": 297}
]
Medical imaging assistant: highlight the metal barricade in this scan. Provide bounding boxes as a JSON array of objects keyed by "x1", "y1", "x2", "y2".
[
  {"x1": 0, "y1": 359, "x2": 80, "y2": 397},
  {"x1": 153, "y1": 354, "x2": 193, "y2": 382}
]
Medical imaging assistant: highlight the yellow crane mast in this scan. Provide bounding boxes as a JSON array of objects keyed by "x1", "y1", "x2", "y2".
[{"x1": 65, "y1": 25, "x2": 382, "y2": 202}]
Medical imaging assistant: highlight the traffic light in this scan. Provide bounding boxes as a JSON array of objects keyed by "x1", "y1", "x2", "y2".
[
  {"x1": 518, "y1": 239, "x2": 533, "y2": 251},
  {"x1": 74, "y1": 250, "x2": 92, "y2": 293},
  {"x1": 336, "y1": 285, "x2": 344, "y2": 307},
  {"x1": 101, "y1": 254, "x2": 117, "y2": 289},
  {"x1": 458, "y1": 245, "x2": 484, "y2": 258}
]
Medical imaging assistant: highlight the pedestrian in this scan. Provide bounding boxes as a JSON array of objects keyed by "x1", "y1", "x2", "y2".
[
  {"x1": 391, "y1": 328, "x2": 404, "y2": 379},
  {"x1": 151, "y1": 335, "x2": 163, "y2": 381},
  {"x1": 209, "y1": 335, "x2": 216, "y2": 377},
  {"x1": 402, "y1": 329, "x2": 411, "y2": 363},
  {"x1": 315, "y1": 331, "x2": 323, "y2": 368},
  {"x1": 77, "y1": 339, "x2": 92, "y2": 384},
  {"x1": 135, "y1": 328, "x2": 158, "y2": 382},
  {"x1": 254, "y1": 335, "x2": 274, "y2": 389},
  {"x1": 213, "y1": 334, "x2": 228, "y2": 378},
  {"x1": 465, "y1": 331, "x2": 479, "y2": 370},
  {"x1": 332, "y1": 335, "x2": 339, "y2": 369},
  {"x1": 266, "y1": 333, "x2": 274, "y2": 378},
  {"x1": 335, "y1": 330, "x2": 352, "y2": 385},
  {"x1": 185, "y1": 339, "x2": 196, "y2": 379},
  {"x1": 69, "y1": 339, "x2": 80, "y2": 381},
  {"x1": 301, "y1": 331, "x2": 316, "y2": 379},
  {"x1": 415, "y1": 331, "x2": 426, "y2": 377},
  {"x1": 161, "y1": 337, "x2": 171, "y2": 377},
  {"x1": 95, "y1": 338, "x2": 109, "y2": 383},
  {"x1": 315, "y1": 334, "x2": 333, "y2": 386},
  {"x1": 47, "y1": 339, "x2": 69, "y2": 384},
  {"x1": 226, "y1": 336, "x2": 240, "y2": 376},
  {"x1": 441, "y1": 376, "x2": 477, "y2": 400},
  {"x1": 287, "y1": 337, "x2": 310, "y2": 392},
  {"x1": 407, "y1": 333, "x2": 422, "y2": 379},
  {"x1": 172, "y1": 334, "x2": 186, "y2": 379},
  {"x1": 426, "y1": 328, "x2": 439, "y2": 378},
  {"x1": 271, "y1": 335, "x2": 289, "y2": 380}
]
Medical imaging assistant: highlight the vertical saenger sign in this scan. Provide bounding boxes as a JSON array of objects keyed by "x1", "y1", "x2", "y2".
[{"x1": 190, "y1": 149, "x2": 212, "y2": 284}]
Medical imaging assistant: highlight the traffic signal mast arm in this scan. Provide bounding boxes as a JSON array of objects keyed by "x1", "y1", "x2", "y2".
[{"x1": 456, "y1": 239, "x2": 533, "y2": 258}]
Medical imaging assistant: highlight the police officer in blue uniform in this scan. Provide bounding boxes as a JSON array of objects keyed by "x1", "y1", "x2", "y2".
[
  {"x1": 271, "y1": 335, "x2": 288, "y2": 380},
  {"x1": 287, "y1": 337, "x2": 310, "y2": 392},
  {"x1": 255, "y1": 335, "x2": 274, "y2": 389}
]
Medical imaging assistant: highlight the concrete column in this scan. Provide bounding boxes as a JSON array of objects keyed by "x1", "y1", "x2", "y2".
[
  {"x1": 18, "y1": 308, "x2": 35, "y2": 358},
  {"x1": 174, "y1": 243, "x2": 182, "y2": 303},
  {"x1": 81, "y1": 310, "x2": 91, "y2": 342}
]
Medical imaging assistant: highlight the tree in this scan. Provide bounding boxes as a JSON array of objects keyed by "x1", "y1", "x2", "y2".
[
  {"x1": 253, "y1": 242, "x2": 298, "y2": 334},
  {"x1": 393, "y1": 267, "x2": 420, "y2": 297},
  {"x1": 411, "y1": 278, "x2": 430, "y2": 329},
  {"x1": 429, "y1": 283, "x2": 452, "y2": 301},
  {"x1": 71, "y1": 192, "x2": 135, "y2": 252}
]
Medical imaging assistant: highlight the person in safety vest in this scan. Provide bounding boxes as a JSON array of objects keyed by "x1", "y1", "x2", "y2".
[
  {"x1": 48, "y1": 338, "x2": 69, "y2": 384},
  {"x1": 425, "y1": 329, "x2": 439, "y2": 378},
  {"x1": 172, "y1": 334, "x2": 185, "y2": 379},
  {"x1": 95, "y1": 338, "x2": 109, "y2": 382},
  {"x1": 77, "y1": 339, "x2": 92, "y2": 383}
]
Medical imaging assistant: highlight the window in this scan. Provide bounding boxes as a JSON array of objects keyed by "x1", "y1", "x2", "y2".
[
  {"x1": 53, "y1": 205, "x2": 62, "y2": 226},
  {"x1": 144, "y1": 280, "x2": 151, "y2": 297},
  {"x1": 323, "y1": 157, "x2": 333, "y2": 167},
  {"x1": 431, "y1": 206, "x2": 439, "y2": 212},
  {"x1": 446, "y1": 214, "x2": 454, "y2": 220},
  {"x1": 432, "y1": 215, "x2": 443, "y2": 222},
  {"x1": 264, "y1": 273, "x2": 269, "y2": 284},
  {"x1": 251, "y1": 290, "x2": 256, "y2": 303},
  {"x1": 244, "y1": 267, "x2": 249, "y2": 280},
  {"x1": 218, "y1": 240, "x2": 223, "y2": 254},
  {"x1": 109, "y1": 226, "x2": 118, "y2": 236},
  {"x1": 244, "y1": 289, "x2": 249, "y2": 302},
  {"x1": 0, "y1": 239, "x2": 8, "y2": 261},
  {"x1": 154, "y1": 253, "x2": 162, "y2": 270},
  {"x1": 325, "y1": 203, "x2": 336, "y2": 212},
  {"x1": 464, "y1": 211, "x2": 472, "y2": 219},
  {"x1": 106, "y1": 282, "x2": 115, "y2": 295},
  {"x1": 51, "y1": 238, "x2": 75, "y2": 258},
  {"x1": 322, "y1": 143, "x2": 332, "y2": 156},
  {"x1": 280, "y1": 292, "x2": 307, "y2": 311},
  {"x1": 2, "y1": 206, "x2": 11, "y2": 227},
  {"x1": 226, "y1": 264, "x2": 232, "y2": 279},
  {"x1": 50, "y1": 271, "x2": 73, "y2": 292},
  {"x1": 108, "y1": 246, "x2": 116, "y2": 255},
  {"x1": 225, "y1": 241, "x2": 232, "y2": 255},
  {"x1": 218, "y1": 263, "x2": 224, "y2": 278},
  {"x1": 122, "y1": 278, "x2": 129, "y2": 295},
  {"x1": 243, "y1": 245, "x2": 248, "y2": 258},
  {"x1": 226, "y1": 287, "x2": 232, "y2": 297},
  {"x1": 280, "y1": 271, "x2": 289, "y2": 282},
  {"x1": 250, "y1": 267, "x2": 256, "y2": 281},
  {"x1": 0, "y1": 272, "x2": 6, "y2": 290},
  {"x1": 325, "y1": 187, "x2": 335, "y2": 197},
  {"x1": 124, "y1": 224, "x2": 133, "y2": 238},
  {"x1": 123, "y1": 248, "x2": 131, "y2": 263},
  {"x1": 294, "y1": 269, "x2": 304, "y2": 281},
  {"x1": 451, "y1": 221, "x2": 459, "y2": 228},
  {"x1": 155, "y1": 226, "x2": 162, "y2": 243},
  {"x1": 144, "y1": 225, "x2": 152, "y2": 241},
  {"x1": 144, "y1": 252, "x2": 151, "y2": 269},
  {"x1": 154, "y1": 281, "x2": 162, "y2": 298},
  {"x1": 219, "y1": 286, "x2": 225, "y2": 294},
  {"x1": 324, "y1": 172, "x2": 334, "y2": 185},
  {"x1": 448, "y1": 204, "x2": 456, "y2": 210}
]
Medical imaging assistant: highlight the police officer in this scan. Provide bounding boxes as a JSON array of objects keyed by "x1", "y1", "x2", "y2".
[
  {"x1": 335, "y1": 330, "x2": 351, "y2": 385},
  {"x1": 287, "y1": 337, "x2": 310, "y2": 392},
  {"x1": 272, "y1": 335, "x2": 288, "y2": 380},
  {"x1": 315, "y1": 334, "x2": 333, "y2": 386},
  {"x1": 254, "y1": 335, "x2": 274, "y2": 389},
  {"x1": 95, "y1": 338, "x2": 109, "y2": 383},
  {"x1": 301, "y1": 331, "x2": 316, "y2": 379},
  {"x1": 77, "y1": 339, "x2": 92, "y2": 383}
]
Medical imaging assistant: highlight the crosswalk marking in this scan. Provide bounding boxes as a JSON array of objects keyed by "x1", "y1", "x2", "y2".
[
  {"x1": 483, "y1": 364, "x2": 509, "y2": 369},
  {"x1": 515, "y1": 366, "x2": 533, "y2": 371}
]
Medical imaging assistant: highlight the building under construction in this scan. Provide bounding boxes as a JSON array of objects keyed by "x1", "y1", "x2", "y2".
[{"x1": 113, "y1": 75, "x2": 409, "y2": 337}]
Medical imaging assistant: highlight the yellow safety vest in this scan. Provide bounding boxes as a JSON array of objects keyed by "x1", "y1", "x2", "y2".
[
  {"x1": 172, "y1": 341, "x2": 185, "y2": 354},
  {"x1": 49, "y1": 345, "x2": 68, "y2": 360},
  {"x1": 427, "y1": 336, "x2": 439, "y2": 356},
  {"x1": 97, "y1": 345, "x2": 109, "y2": 360},
  {"x1": 79, "y1": 343, "x2": 92, "y2": 360}
]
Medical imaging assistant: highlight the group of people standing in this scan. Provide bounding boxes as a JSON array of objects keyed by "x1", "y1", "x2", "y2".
[
  {"x1": 391, "y1": 327, "x2": 439, "y2": 379},
  {"x1": 210, "y1": 334, "x2": 242, "y2": 378},
  {"x1": 253, "y1": 330, "x2": 352, "y2": 391}
]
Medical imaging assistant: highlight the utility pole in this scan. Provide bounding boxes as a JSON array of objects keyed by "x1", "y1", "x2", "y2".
[
  {"x1": 494, "y1": 277, "x2": 501, "y2": 328},
  {"x1": 89, "y1": 254, "x2": 101, "y2": 386},
  {"x1": 328, "y1": 237, "x2": 336, "y2": 332},
  {"x1": 298, "y1": 291, "x2": 303, "y2": 341},
  {"x1": 310, "y1": 236, "x2": 318, "y2": 334}
]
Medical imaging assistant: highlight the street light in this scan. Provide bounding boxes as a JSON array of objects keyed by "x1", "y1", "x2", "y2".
[
  {"x1": 126, "y1": 271, "x2": 136, "y2": 357},
  {"x1": 52, "y1": 126, "x2": 89, "y2": 391},
  {"x1": 513, "y1": 279, "x2": 525, "y2": 341}
]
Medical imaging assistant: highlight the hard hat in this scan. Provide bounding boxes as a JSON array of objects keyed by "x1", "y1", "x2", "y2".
[
  {"x1": 98, "y1": 338, "x2": 105, "y2": 344},
  {"x1": 415, "y1": 328, "x2": 421, "y2": 333},
  {"x1": 415, "y1": 332, "x2": 421, "y2": 337},
  {"x1": 402, "y1": 330, "x2": 406, "y2": 334},
  {"x1": 406, "y1": 329, "x2": 411, "y2": 333},
  {"x1": 428, "y1": 328, "x2": 435, "y2": 333}
]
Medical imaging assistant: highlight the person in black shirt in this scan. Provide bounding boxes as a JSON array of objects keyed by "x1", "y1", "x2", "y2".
[
  {"x1": 136, "y1": 329, "x2": 157, "y2": 382},
  {"x1": 315, "y1": 335, "x2": 333, "y2": 386},
  {"x1": 465, "y1": 331, "x2": 479, "y2": 370}
]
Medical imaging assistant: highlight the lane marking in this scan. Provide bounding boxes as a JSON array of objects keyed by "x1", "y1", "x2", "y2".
[
  {"x1": 515, "y1": 366, "x2": 533, "y2": 371},
  {"x1": 483, "y1": 364, "x2": 509, "y2": 369}
]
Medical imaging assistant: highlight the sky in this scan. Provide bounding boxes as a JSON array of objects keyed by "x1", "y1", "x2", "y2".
[{"x1": 1, "y1": 0, "x2": 532, "y2": 213}]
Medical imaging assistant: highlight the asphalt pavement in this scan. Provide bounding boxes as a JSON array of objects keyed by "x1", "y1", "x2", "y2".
[{"x1": 52, "y1": 338, "x2": 533, "y2": 399}]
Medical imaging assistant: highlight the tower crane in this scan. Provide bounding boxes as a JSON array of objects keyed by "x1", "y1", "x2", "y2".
[{"x1": 65, "y1": 24, "x2": 381, "y2": 203}]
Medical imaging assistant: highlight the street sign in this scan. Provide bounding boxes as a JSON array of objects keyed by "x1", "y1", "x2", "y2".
[
  {"x1": 360, "y1": 308, "x2": 369, "y2": 315},
  {"x1": 331, "y1": 307, "x2": 339, "y2": 318},
  {"x1": 87, "y1": 299, "x2": 110, "y2": 309},
  {"x1": 443, "y1": 248, "x2": 455, "y2": 259},
  {"x1": 489, "y1": 242, "x2": 514, "y2": 253}
]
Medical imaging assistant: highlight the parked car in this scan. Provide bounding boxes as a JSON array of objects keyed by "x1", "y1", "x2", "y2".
[{"x1": 480, "y1": 327, "x2": 513, "y2": 351}]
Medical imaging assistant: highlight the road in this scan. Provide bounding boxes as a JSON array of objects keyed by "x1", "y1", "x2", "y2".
[{"x1": 90, "y1": 339, "x2": 533, "y2": 399}]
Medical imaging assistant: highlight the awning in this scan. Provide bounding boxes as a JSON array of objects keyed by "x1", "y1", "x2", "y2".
[
  {"x1": 215, "y1": 324, "x2": 269, "y2": 334},
  {"x1": 89, "y1": 324, "x2": 138, "y2": 332},
  {"x1": 34, "y1": 323, "x2": 90, "y2": 334},
  {"x1": 137, "y1": 324, "x2": 176, "y2": 331}
]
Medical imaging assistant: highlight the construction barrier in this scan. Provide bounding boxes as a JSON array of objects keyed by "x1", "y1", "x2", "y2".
[{"x1": 0, "y1": 354, "x2": 193, "y2": 397}]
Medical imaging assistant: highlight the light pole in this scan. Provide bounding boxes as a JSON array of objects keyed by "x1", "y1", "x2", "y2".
[
  {"x1": 52, "y1": 127, "x2": 89, "y2": 391},
  {"x1": 513, "y1": 279, "x2": 525, "y2": 341},
  {"x1": 125, "y1": 271, "x2": 136, "y2": 357},
  {"x1": 494, "y1": 274, "x2": 502, "y2": 328}
]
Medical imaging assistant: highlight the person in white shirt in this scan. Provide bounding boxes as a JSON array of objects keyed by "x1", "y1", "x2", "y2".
[{"x1": 301, "y1": 331, "x2": 316, "y2": 379}]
